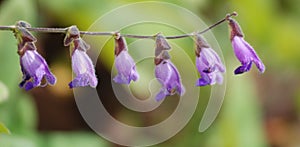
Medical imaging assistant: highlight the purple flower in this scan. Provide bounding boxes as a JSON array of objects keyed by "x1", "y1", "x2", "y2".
[
  {"x1": 19, "y1": 43, "x2": 56, "y2": 90},
  {"x1": 15, "y1": 21, "x2": 56, "y2": 91},
  {"x1": 228, "y1": 18, "x2": 265, "y2": 74},
  {"x1": 64, "y1": 26, "x2": 98, "y2": 88},
  {"x1": 155, "y1": 59, "x2": 185, "y2": 101},
  {"x1": 195, "y1": 35, "x2": 225, "y2": 86},
  {"x1": 113, "y1": 34, "x2": 139, "y2": 84},
  {"x1": 153, "y1": 33, "x2": 184, "y2": 101}
]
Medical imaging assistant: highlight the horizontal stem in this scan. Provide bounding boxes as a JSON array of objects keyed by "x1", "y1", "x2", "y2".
[
  {"x1": 27, "y1": 27, "x2": 67, "y2": 33},
  {"x1": 0, "y1": 12, "x2": 237, "y2": 39},
  {"x1": 122, "y1": 34, "x2": 154, "y2": 39},
  {"x1": 166, "y1": 33, "x2": 193, "y2": 39},
  {"x1": 80, "y1": 31, "x2": 115, "y2": 36},
  {"x1": 0, "y1": 26, "x2": 15, "y2": 31}
]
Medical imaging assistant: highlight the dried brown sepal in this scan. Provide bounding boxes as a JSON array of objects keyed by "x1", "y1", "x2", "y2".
[
  {"x1": 161, "y1": 51, "x2": 170, "y2": 60},
  {"x1": 14, "y1": 21, "x2": 36, "y2": 44},
  {"x1": 195, "y1": 34, "x2": 210, "y2": 57},
  {"x1": 16, "y1": 27, "x2": 36, "y2": 43},
  {"x1": 114, "y1": 33, "x2": 128, "y2": 56},
  {"x1": 64, "y1": 26, "x2": 90, "y2": 54},
  {"x1": 64, "y1": 25, "x2": 80, "y2": 46},
  {"x1": 17, "y1": 42, "x2": 36, "y2": 56},
  {"x1": 228, "y1": 18, "x2": 243, "y2": 41},
  {"x1": 73, "y1": 38, "x2": 90, "y2": 52},
  {"x1": 13, "y1": 21, "x2": 37, "y2": 56},
  {"x1": 155, "y1": 33, "x2": 171, "y2": 57},
  {"x1": 64, "y1": 36, "x2": 74, "y2": 46},
  {"x1": 154, "y1": 51, "x2": 170, "y2": 65},
  {"x1": 154, "y1": 57, "x2": 163, "y2": 65}
]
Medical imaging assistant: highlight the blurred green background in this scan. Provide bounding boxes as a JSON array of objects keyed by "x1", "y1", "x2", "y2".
[{"x1": 1, "y1": 0, "x2": 300, "y2": 147}]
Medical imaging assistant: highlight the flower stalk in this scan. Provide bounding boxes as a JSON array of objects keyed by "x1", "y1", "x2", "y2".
[{"x1": 0, "y1": 12, "x2": 238, "y2": 39}]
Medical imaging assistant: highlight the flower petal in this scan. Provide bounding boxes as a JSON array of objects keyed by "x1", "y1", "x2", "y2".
[
  {"x1": 113, "y1": 74, "x2": 130, "y2": 84},
  {"x1": 24, "y1": 75, "x2": 42, "y2": 91},
  {"x1": 71, "y1": 49, "x2": 98, "y2": 88},
  {"x1": 234, "y1": 62, "x2": 252, "y2": 75},
  {"x1": 45, "y1": 72, "x2": 56, "y2": 85},
  {"x1": 19, "y1": 49, "x2": 56, "y2": 90},
  {"x1": 232, "y1": 36, "x2": 265, "y2": 74},
  {"x1": 155, "y1": 89, "x2": 167, "y2": 102},
  {"x1": 69, "y1": 74, "x2": 89, "y2": 88},
  {"x1": 196, "y1": 78, "x2": 210, "y2": 87},
  {"x1": 195, "y1": 46, "x2": 225, "y2": 86},
  {"x1": 155, "y1": 60, "x2": 184, "y2": 101},
  {"x1": 114, "y1": 51, "x2": 139, "y2": 84},
  {"x1": 229, "y1": 18, "x2": 265, "y2": 74}
]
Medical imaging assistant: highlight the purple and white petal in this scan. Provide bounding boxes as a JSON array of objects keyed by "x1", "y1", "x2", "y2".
[
  {"x1": 229, "y1": 18, "x2": 265, "y2": 74},
  {"x1": 195, "y1": 47, "x2": 225, "y2": 86},
  {"x1": 155, "y1": 60, "x2": 184, "y2": 101},
  {"x1": 19, "y1": 49, "x2": 56, "y2": 90},
  {"x1": 70, "y1": 49, "x2": 97, "y2": 88}
]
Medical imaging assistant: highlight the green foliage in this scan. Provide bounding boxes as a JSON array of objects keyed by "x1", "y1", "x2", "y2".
[
  {"x1": 0, "y1": 81, "x2": 9, "y2": 103},
  {"x1": 0, "y1": 122, "x2": 10, "y2": 135},
  {"x1": 45, "y1": 132, "x2": 109, "y2": 147}
]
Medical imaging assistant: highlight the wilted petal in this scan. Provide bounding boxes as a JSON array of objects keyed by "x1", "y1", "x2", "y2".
[{"x1": 155, "y1": 60, "x2": 185, "y2": 101}]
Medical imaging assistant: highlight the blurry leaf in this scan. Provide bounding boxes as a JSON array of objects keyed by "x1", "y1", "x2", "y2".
[
  {"x1": 0, "y1": 134, "x2": 37, "y2": 147},
  {"x1": 0, "y1": 81, "x2": 9, "y2": 103},
  {"x1": 0, "y1": 122, "x2": 10, "y2": 135},
  {"x1": 15, "y1": 94, "x2": 37, "y2": 133},
  {"x1": 38, "y1": 0, "x2": 112, "y2": 28},
  {"x1": 0, "y1": 90, "x2": 37, "y2": 135},
  {"x1": 46, "y1": 132, "x2": 109, "y2": 147}
]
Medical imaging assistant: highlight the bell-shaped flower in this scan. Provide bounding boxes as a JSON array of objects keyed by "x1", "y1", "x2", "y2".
[
  {"x1": 154, "y1": 34, "x2": 184, "y2": 101},
  {"x1": 155, "y1": 58, "x2": 185, "y2": 101},
  {"x1": 64, "y1": 26, "x2": 97, "y2": 88},
  {"x1": 228, "y1": 18, "x2": 265, "y2": 74},
  {"x1": 15, "y1": 21, "x2": 56, "y2": 90},
  {"x1": 195, "y1": 35, "x2": 225, "y2": 86},
  {"x1": 113, "y1": 33, "x2": 139, "y2": 84}
]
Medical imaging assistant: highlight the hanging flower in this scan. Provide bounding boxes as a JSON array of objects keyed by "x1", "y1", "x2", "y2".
[
  {"x1": 113, "y1": 33, "x2": 139, "y2": 84},
  {"x1": 195, "y1": 35, "x2": 225, "y2": 86},
  {"x1": 64, "y1": 26, "x2": 98, "y2": 88},
  {"x1": 154, "y1": 34, "x2": 184, "y2": 101},
  {"x1": 228, "y1": 18, "x2": 265, "y2": 74},
  {"x1": 155, "y1": 59, "x2": 185, "y2": 101},
  {"x1": 14, "y1": 21, "x2": 56, "y2": 91}
]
